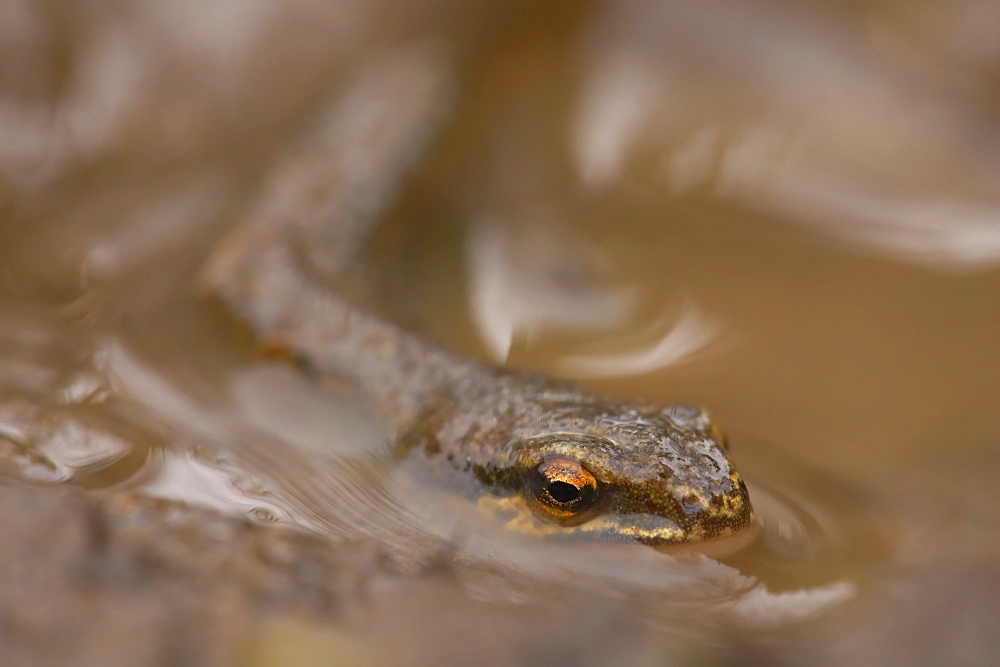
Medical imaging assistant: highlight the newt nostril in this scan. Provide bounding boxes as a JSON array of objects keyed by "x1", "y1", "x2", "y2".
[{"x1": 681, "y1": 493, "x2": 703, "y2": 514}]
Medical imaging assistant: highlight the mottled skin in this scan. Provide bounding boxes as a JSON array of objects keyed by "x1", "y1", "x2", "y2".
[
  {"x1": 200, "y1": 46, "x2": 753, "y2": 546},
  {"x1": 205, "y1": 237, "x2": 754, "y2": 546},
  {"x1": 402, "y1": 373, "x2": 752, "y2": 544}
]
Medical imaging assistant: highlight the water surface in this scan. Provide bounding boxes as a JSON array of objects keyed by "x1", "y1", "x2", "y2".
[{"x1": 2, "y1": 0, "x2": 999, "y2": 662}]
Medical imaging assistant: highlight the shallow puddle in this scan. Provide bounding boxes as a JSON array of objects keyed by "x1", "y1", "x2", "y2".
[{"x1": 1, "y1": 0, "x2": 999, "y2": 663}]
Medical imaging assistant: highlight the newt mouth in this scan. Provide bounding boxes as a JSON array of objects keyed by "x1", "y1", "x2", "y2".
[
  {"x1": 479, "y1": 489, "x2": 756, "y2": 551},
  {"x1": 572, "y1": 508, "x2": 757, "y2": 549}
]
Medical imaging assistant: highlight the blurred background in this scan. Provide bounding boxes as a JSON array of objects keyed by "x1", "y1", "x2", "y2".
[{"x1": 1, "y1": 0, "x2": 999, "y2": 663}]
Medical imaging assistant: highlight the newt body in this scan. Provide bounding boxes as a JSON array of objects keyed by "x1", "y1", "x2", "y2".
[{"x1": 202, "y1": 44, "x2": 753, "y2": 546}]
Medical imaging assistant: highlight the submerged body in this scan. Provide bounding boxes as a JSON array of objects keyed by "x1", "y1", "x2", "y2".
[{"x1": 202, "y1": 45, "x2": 753, "y2": 546}]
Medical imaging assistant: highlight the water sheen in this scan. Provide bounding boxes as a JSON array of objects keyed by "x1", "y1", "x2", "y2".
[{"x1": 1, "y1": 0, "x2": 999, "y2": 662}]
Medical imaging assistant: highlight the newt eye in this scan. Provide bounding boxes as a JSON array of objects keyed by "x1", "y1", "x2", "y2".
[{"x1": 529, "y1": 457, "x2": 599, "y2": 519}]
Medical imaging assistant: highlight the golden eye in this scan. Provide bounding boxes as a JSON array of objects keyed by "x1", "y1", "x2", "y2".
[{"x1": 529, "y1": 457, "x2": 599, "y2": 519}]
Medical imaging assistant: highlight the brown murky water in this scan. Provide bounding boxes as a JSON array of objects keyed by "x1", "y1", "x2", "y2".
[{"x1": 2, "y1": 0, "x2": 1000, "y2": 663}]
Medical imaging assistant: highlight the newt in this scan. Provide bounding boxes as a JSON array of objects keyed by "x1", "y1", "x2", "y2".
[{"x1": 201, "y1": 44, "x2": 753, "y2": 546}]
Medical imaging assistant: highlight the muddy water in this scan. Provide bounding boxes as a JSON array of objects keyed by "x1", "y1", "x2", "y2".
[{"x1": 2, "y1": 0, "x2": 1000, "y2": 663}]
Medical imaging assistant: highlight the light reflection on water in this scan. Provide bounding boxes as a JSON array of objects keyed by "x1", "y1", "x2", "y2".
[
  {"x1": 574, "y1": 0, "x2": 1000, "y2": 270},
  {"x1": 86, "y1": 327, "x2": 869, "y2": 633}
]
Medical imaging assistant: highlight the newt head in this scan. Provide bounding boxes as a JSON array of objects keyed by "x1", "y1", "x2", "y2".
[{"x1": 489, "y1": 402, "x2": 755, "y2": 547}]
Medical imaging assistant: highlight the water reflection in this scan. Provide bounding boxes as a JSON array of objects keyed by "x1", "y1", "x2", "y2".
[
  {"x1": 555, "y1": 300, "x2": 721, "y2": 378},
  {"x1": 575, "y1": 0, "x2": 1000, "y2": 269},
  {"x1": 97, "y1": 331, "x2": 868, "y2": 633},
  {"x1": 466, "y1": 216, "x2": 635, "y2": 362},
  {"x1": 25, "y1": 286, "x2": 861, "y2": 636},
  {"x1": 142, "y1": 447, "x2": 288, "y2": 523}
]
